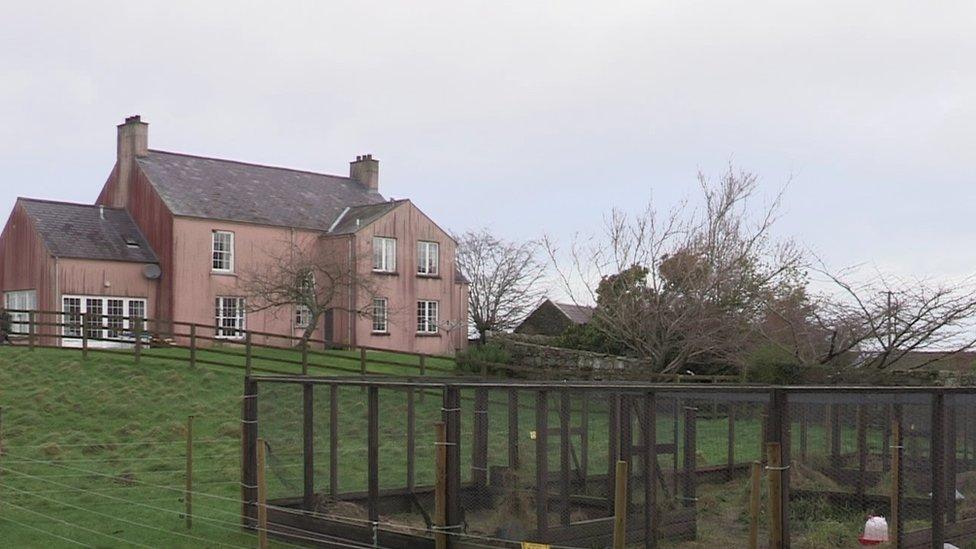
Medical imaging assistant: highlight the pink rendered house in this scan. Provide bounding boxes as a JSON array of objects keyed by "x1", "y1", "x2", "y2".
[{"x1": 0, "y1": 116, "x2": 468, "y2": 355}]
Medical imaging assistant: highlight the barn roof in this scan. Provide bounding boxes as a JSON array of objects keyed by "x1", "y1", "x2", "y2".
[
  {"x1": 17, "y1": 198, "x2": 158, "y2": 263},
  {"x1": 551, "y1": 301, "x2": 595, "y2": 324},
  {"x1": 136, "y1": 150, "x2": 387, "y2": 231}
]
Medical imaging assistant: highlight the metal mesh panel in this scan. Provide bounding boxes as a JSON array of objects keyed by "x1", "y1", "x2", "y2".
[
  {"x1": 786, "y1": 392, "x2": 934, "y2": 547},
  {"x1": 247, "y1": 381, "x2": 974, "y2": 548},
  {"x1": 257, "y1": 381, "x2": 304, "y2": 501}
]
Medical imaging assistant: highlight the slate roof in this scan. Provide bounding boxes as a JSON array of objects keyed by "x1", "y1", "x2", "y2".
[
  {"x1": 329, "y1": 200, "x2": 407, "y2": 235},
  {"x1": 18, "y1": 199, "x2": 158, "y2": 263},
  {"x1": 551, "y1": 301, "x2": 595, "y2": 325},
  {"x1": 136, "y1": 150, "x2": 386, "y2": 231}
]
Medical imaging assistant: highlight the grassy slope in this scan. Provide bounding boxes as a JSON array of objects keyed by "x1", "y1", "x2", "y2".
[{"x1": 0, "y1": 346, "x2": 458, "y2": 548}]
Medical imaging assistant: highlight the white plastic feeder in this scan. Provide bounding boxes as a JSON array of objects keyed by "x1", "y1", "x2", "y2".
[{"x1": 858, "y1": 516, "x2": 889, "y2": 545}]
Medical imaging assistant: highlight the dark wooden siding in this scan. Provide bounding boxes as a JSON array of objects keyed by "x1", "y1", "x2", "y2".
[{"x1": 0, "y1": 202, "x2": 57, "y2": 336}]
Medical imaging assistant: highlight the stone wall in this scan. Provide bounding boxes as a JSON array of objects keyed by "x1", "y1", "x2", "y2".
[{"x1": 488, "y1": 332, "x2": 636, "y2": 372}]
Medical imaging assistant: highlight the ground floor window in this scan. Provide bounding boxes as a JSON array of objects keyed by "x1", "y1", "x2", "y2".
[
  {"x1": 215, "y1": 297, "x2": 246, "y2": 339},
  {"x1": 372, "y1": 298, "x2": 388, "y2": 333},
  {"x1": 295, "y1": 304, "x2": 311, "y2": 329},
  {"x1": 3, "y1": 289, "x2": 37, "y2": 334},
  {"x1": 417, "y1": 300, "x2": 439, "y2": 334},
  {"x1": 61, "y1": 295, "x2": 148, "y2": 343}
]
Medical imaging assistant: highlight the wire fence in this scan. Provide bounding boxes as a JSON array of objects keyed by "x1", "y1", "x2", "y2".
[{"x1": 243, "y1": 377, "x2": 976, "y2": 548}]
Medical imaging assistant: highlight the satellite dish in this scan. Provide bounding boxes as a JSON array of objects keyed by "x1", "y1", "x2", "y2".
[{"x1": 143, "y1": 264, "x2": 162, "y2": 280}]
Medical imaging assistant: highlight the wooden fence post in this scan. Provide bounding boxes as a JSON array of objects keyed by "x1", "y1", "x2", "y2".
[
  {"x1": 241, "y1": 378, "x2": 258, "y2": 527},
  {"x1": 367, "y1": 385, "x2": 379, "y2": 522},
  {"x1": 28, "y1": 311, "x2": 35, "y2": 351},
  {"x1": 890, "y1": 408, "x2": 902, "y2": 547},
  {"x1": 856, "y1": 405, "x2": 867, "y2": 499},
  {"x1": 245, "y1": 332, "x2": 252, "y2": 377},
  {"x1": 931, "y1": 392, "x2": 946, "y2": 547},
  {"x1": 536, "y1": 389, "x2": 549, "y2": 535},
  {"x1": 360, "y1": 347, "x2": 367, "y2": 376},
  {"x1": 749, "y1": 461, "x2": 761, "y2": 549},
  {"x1": 683, "y1": 406, "x2": 697, "y2": 515},
  {"x1": 407, "y1": 387, "x2": 416, "y2": 492},
  {"x1": 766, "y1": 442, "x2": 783, "y2": 549},
  {"x1": 472, "y1": 388, "x2": 489, "y2": 488},
  {"x1": 613, "y1": 460, "x2": 629, "y2": 549},
  {"x1": 434, "y1": 421, "x2": 447, "y2": 549},
  {"x1": 330, "y1": 383, "x2": 339, "y2": 498},
  {"x1": 559, "y1": 390, "x2": 572, "y2": 526},
  {"x1": 189, "y1": 324, "x2": 197, "y2": 368},
  {"x1": 301, "y1": 340, "x2": 309, "y2": 376},
  {"x1": 134, "y1": 317, "x2": 142, "y2": 364},
  {"x1": 81, "y1": 312, "x2": 88, "y2": 359},
  {"x1": 303, "y1": 382, "x2": 314, "y2": 511},
  {"x1": 643, "y1": 392, "x2": 657, "y2": 549},
  {"x1": 947, "y1": 402, "x2": 958, "y2": 524},
  {"x1": 257, "y1": 438, "x2": 268, "y2": 549},
  {"x1": 418, "y1": 355, "x2": 426, "y2": 403},
  {"x1": 185, "y1": 415, "x2": 193, "y2": 529},
  {"x1": 727, "y1": 402, "x2": 736, "y2": 481}
]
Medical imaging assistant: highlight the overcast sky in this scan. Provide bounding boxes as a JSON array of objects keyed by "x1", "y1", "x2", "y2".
[{"x1": 2, "y1": 1, "x2": 974, "y2": 293}]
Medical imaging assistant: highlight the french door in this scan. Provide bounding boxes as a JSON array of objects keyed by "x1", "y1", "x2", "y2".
[{"x1": 61, "y1": 295, "x2": 147, "y2": 348}]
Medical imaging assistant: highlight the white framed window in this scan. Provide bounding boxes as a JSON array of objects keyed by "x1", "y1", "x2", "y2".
[
  {"x1": 294, "y1": 270, "x2": 314, "y2": 329},
  {"x1": 128, "y1": 300, "x2": 146, "y2": 334},
  {"x1": 372, "y1": 236, "x2": 396, "y2": 272},
  {"x1": 85, "y1": 298, "x2": 103, "y2": 340},
  {"x1": 417, "y1": 241, "x2": 439, "y2": 276},
  {"x1": 4, "y1": 289, "x2": 37, "y2": 334},
  {"x1": 372, "y1": 298, "x2": 388, "y2": 333},
  {"x1": 60, "y1": 295, "x2": 147, "y2": 345},
  {"x1": 63, "y1": 297, "x2": 82, "y2": 337},
  {"x1": 215, "y1": 296, "x2": 246, "y2": 339},
  {"x1": 212, "y1": 230, "x2": 235, "y2": 272},
  {"x1": 106, "y1": 298, "x2": 125, "y2": 339},
  {"x1": 295, "y1": 305, "x2": 311, "y2": 328},
  {"x1": 417, "y1": 300, "x2": 439, "y2": 334}
]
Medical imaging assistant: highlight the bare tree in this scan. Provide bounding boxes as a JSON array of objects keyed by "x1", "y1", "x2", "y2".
[
  {"x1": 546, "y1": 166, "x2": 804, "y2": 374},
  {"x1": 766, "y1": 265, "x2": 976, "y2": 370},
  {"x1": 240, "y1": 235, "x2": 380, "y2": 346},
  {"x1": 455, "y1": 229, "x2": 547, "y2": 343}
]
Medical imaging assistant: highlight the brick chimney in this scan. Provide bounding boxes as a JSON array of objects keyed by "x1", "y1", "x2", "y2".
[
  {"x1": 349, "y1": 154, "x2": 379, "y2": 192},
  {"x1": 107, "y1": 115, "x2": 149, "y2": 207}
]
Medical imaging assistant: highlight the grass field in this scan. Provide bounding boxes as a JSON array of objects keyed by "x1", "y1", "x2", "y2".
[{"x1": 0, "y1": 345, "x2": 906, "y2": 548}]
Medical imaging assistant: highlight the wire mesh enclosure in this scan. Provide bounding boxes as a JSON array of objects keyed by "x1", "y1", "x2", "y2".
[{"x1": 241, "y1": 378, "x2": 976, "y2": 548}]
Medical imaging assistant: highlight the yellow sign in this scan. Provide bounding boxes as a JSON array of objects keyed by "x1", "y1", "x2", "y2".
[{"x1": 522, "y1": 543, "x2": 550, "y2": 549}]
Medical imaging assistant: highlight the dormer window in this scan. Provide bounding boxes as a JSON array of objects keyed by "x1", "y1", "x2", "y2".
[{"x1": 212, "y1": 230, "x2": 234, "y2": 272}]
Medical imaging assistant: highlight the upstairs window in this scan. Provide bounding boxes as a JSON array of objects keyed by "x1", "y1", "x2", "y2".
[
  {"x1": 417, "y1": 300, "x2": 439, "y2": 334},
  {"x1": 417, "y1": 241, "x2": 439, "y2": 276},
  {"x1": 372, "y1": 237, "x2": 396, "y2": 272},
  {"x1": 372, "y1": 298, "x2": 389, "y2": 333},
  {"x1": 212, "y1": 230, "x2": 234, "y2": 272}
]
